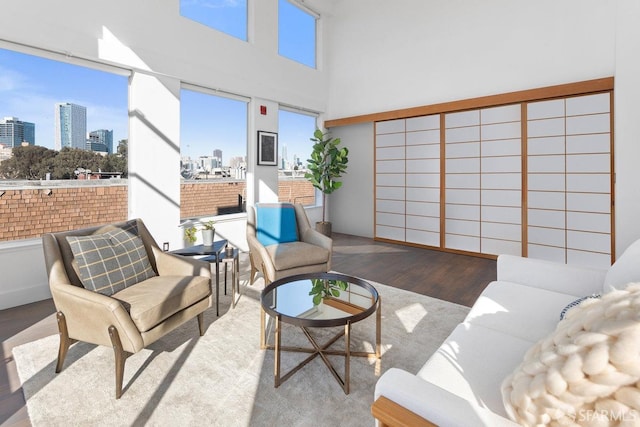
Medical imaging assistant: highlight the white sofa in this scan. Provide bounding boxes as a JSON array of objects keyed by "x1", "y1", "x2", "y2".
[{"x1": 373, "y1": 239, "x2": 640, "y2": 426}]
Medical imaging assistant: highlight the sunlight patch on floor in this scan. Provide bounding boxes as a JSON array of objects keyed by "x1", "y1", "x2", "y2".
[{"x1": 395, "y1": 303, "x2": 428, "y2": 333}]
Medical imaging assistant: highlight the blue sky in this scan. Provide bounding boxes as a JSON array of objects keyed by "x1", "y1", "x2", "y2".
[
  {"x1": 0, "y1": 48, "x2": 128, "y2": 150},
  {"x1": 0, "y1": 0, "x2": 317, "y2": 165}
]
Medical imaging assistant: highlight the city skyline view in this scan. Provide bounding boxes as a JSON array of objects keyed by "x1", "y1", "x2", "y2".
[
  {"x1": 1, "y1": 47, "x2": 316, "y2": 169},
  {"x1": 0, "y1": 1, "x2": 318, "y2": 169}
]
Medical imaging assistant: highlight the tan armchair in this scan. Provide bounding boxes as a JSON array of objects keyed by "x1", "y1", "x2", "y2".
[
  {"x1": 42, "y1": 218, "x2": 212, "y2": 399},
  {"x1": 246, "y1": 203, "x2": 332, "y2": 284}
]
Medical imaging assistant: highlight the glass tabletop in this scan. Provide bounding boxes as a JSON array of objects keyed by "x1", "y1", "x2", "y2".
[
  {"x1": 169, "y1": 240, "x2": 227, "y2": 257},
  {"x1": 261, "y1": 273, "x2": 379, "y2": 328}
]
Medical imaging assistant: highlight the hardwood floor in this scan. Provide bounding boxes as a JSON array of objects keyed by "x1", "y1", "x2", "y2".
[
  {"x1": 330, "y1": 233, "x2": 496, "y2": 307},
  {"x1": 0, "y1": 233, "x2": 496, "y2": 426}
]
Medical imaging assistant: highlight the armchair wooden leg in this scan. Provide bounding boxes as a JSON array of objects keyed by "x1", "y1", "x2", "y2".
[
  {"x1": 197, "y1": 312, "x2": 205, "y2": 336},
  {"x1": 249, "y1": 261, "x2": 258, "y2": 285},
  {"x1": 108, "y1": 325, "x2": 130, "y2": 399},
  {"x1": 55, "y1": 312, "x2": 76, "y2": 373}
]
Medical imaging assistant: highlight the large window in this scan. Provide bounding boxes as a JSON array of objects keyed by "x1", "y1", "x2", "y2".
[
  {"x1": 180, "y1": 0, "x2": 248, "y2": 41},
  {"x1": 277, "y1": 108, "x2": 317, "y2": 205},
  {"x1": 0, "y1": 47, "x2": 128, "y2": 242},
  {"x1": 278, "y1": 0, "x2": 317, "y2": 68},
  {"x1": 180, "y1": 87, "x2": 248, "y2": 218}
]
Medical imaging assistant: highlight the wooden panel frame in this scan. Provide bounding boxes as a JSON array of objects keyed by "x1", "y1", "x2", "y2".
[
  {"x1": 371, "y1": 396, "x2": 437, "y2": 427},
  {"x1": 367, "y1": 78, "x2": 614, "y2": 261}
]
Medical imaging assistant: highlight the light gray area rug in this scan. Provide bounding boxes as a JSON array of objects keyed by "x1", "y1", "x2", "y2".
[{"x1": 13, "y1": 276, "x2": 469, "y2": 427}]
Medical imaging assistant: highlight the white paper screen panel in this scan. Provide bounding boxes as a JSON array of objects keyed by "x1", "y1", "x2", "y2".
[
  {"x1": 406, "y1": 115, "x2": 440, "y2": 131},
  {"x1": 375, "y1": 115, "x2": 441, "y2": 244},
  {"x1": 406, "y1": 173, "x2": 440, "y2": 187},
  {"x1": 376, "y1": 225, "x2": 405, "y2": 241},
  {"x1": 406, "y1": 159, "x2": 439, "y2": 173},
  {"x1": 376, "y1": 174, "x2": 405, "y2": 187},
  {"x1": 406, "y1": 130, "x2": 440, "y2": 145},
  {"x1": 482, "y1": 239, "x2": 521, "y2": 256},
  {"x1": 526, "y1": 93, "x2": 612, "y2": 268},
  {"x1": 376, "y1": 160, "x2": 405, "y2": 173},
  {"x1": 406, "y1": 201, "x2": 440, "y2": 217},
  {"x1": 372, "y1": 90, "x2": 612, "y2": 266},
  {"x1": 377, "y1": 200, "x2": 404, "y2": 213},
  {"x1": 376, "y1": 132, "x2": 405, "y2": 147},
  {"x1": 376, "y1": 146, "x2": 405, "y2": 160},
  {"x1": 406, "y1": 144, "x2": 439, "y2": 158},
  {"x1": 406, "y1": 215, "x2": 440, "y2": 231},
  {"x1": 376, "y1": 119, "x2": 405, "y2": 134},
  {"x1": 443, "y1": 103, "x2": 522, "y2": 256},
  {"x1": 406, "y1": 230, "x2": 440, "y2": 247}
]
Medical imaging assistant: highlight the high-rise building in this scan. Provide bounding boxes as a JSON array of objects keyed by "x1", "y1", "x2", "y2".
[
  {"x1": 0, "y1": 117, "x2": 35, "y2": 148},
  {"x1": 213, "y1": 149, "x2": 222, "y2": 168},
  {"x1": 54, "y1": 103, "x2": 87, "y2": 150},
  {"x1": 88, "y1": 129, "x2": 113, "y2": 153}
]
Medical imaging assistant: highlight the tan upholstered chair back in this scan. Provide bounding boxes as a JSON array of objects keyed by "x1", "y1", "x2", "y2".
[{"x1": 42, "y1": 218, "x2": 160, "y2": 288}]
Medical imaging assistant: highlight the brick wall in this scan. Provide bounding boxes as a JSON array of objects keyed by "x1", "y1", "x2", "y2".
[
  {"x1": 180, "y1": 178, "x2": 316, "y2": 218},
  {"x1": 0, "y1": 185, "x2": 128, "y2": 241},
  {"x1": 0, "y1": 178, "x2": 316, "y2": 241},
  {"x1": 181, "y1": 181, "x2": 247, "y2": 218}
]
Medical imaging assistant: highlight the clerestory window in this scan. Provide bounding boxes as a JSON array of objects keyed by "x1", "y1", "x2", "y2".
[
  {"x1": 180, "y1": 0, "x2": 248, "y2": 41},
  {"x1": 278, "y1": 0, "x2": 317, "y2": 68}
]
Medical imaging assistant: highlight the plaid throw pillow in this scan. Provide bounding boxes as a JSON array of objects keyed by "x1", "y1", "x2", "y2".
[{"x1": 66, "y1": 221, "x2": 157, "y2": 295}]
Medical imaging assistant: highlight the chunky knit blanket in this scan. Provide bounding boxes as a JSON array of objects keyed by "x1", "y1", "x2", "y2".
[{"x1": 502, "y1": 283, "x2": 640, "y2": 426}]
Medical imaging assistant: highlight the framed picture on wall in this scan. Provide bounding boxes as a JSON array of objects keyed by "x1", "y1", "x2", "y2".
[{"x1": 257, "y1": 131, "x2": 278, "y2": 166}]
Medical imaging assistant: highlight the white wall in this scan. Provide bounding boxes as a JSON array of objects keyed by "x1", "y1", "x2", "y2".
[
  {"x1": 329, "y1": 123, "x2": 375, "y2": 237},
  {"x1": 324, "y1": 0, "x2": 615, "y2": 119},
  {"x1": 128, "y1": 72, "x2": 182, "y2": 247},
  {"x1": 0, "y1": 240, "x2": 50, "y2": 310},
  {"x1": 613, "y1": 0, "x2": 640, "y2": 254},
  {"x1": 325, "y1": 0, "x2": 640, "y2": 257}
]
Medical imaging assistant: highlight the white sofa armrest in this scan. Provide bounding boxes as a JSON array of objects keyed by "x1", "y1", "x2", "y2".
[
  {"x1": 496, "y1": 254, "x2": 606, "y2": 296},
  {"x1": 375, "y1": 368, "x2": 518, "y2": 427}
]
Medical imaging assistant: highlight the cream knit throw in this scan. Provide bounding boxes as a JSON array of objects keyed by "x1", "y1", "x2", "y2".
[{"x1": 502, "y1": 283, "x2": 640, "y2": 426}]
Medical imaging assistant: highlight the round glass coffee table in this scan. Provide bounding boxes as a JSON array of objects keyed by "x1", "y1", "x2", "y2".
[{"x1": 260, "y1": 272, "x2": 381, "y2": 394}]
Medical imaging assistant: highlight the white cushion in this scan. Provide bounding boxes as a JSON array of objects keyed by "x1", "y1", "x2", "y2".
[
  {"x1": 417, "y1": 322, "x2": 533, "y2": 418},
  {"x1": 464, "y1": 281, "x2": 578, "y2": 343},
  {"x1": 604, "y1": 238, "x2": 640, "y2": 292},
  {"x1": 497, "y1": 254, "x2": 606, "y2": 296},
  {"x1": 375, "y1": 368, "x2": 519, "y2": 427}
]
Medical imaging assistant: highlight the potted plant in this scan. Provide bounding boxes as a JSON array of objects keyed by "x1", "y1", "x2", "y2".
[
  {"x1": 305, "y1": 129, "x2": 349, "y2": 237},
  {"x1": 309, "y1": 278, "x2": 349, "y2": 306},
  {"x1": 184, "y1": 220, "x2": 216, "y2": 246}
]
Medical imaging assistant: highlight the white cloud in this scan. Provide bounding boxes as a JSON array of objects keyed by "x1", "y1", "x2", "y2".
[{"x1": 0, "y1": 65, "x2": 28, "y2": 92}]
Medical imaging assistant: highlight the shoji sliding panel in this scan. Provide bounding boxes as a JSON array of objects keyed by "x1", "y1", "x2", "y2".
[
  {"x1": 371, "y1": 81, "x2": 613, "y2": 263},
  {"x1": 527, "y1": 98, "x2": 567, "y2": 263},
  {"x1": 565, "y1": 93, "x2": 612, "y2": 267},
  {"x1": 527, "y1": 93, "x2": 612, "y2": 267},
  {"x1": 480, "y1": 105, "x2": 522, "y2": 256},
  {"x1": 444, "y1": 111, "x2": 481, "y2": 252},
  {"x1": 375, "y1": 119, "x2": 406, "y2": 241},
  {"x1": 405, "y1": 115, "x2": 441, "y2": 246}
]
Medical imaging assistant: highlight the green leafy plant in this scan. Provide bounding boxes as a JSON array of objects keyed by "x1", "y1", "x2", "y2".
[
  {"x1": 183, "y1": 220, "x2": 216, "y2": 243},
  {"x1": 305, "y1": 129, "x2": 349, "y2": 223},
  {"x1": 309, "y1": 278, "x2": 349, "y2": 306}
]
